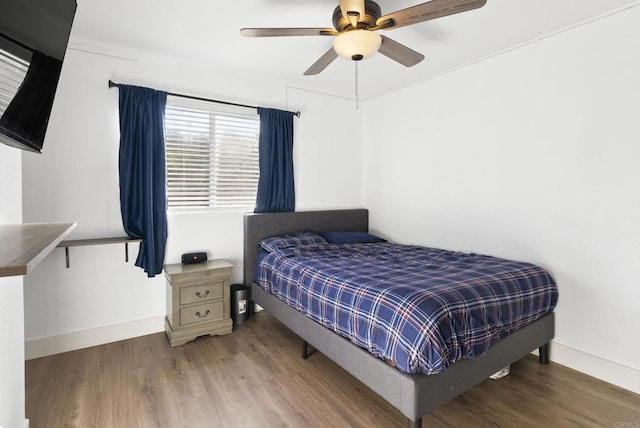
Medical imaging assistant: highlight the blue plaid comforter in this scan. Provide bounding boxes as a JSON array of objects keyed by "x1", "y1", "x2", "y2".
[{"x1": 256, "y1": 242, "x2": 558, "y2": 374}]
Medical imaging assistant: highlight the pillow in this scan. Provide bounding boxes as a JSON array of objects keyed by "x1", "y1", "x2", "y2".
[
  {"x1": 259, "y1": 231, "x2": 327, "y2": 253},
  {"x1": 318, "y1": 231, "x2": 386, "y2": 244}
]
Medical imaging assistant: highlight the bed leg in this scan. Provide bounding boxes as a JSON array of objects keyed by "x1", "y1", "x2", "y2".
[
  {"x1": 539, "y1": 343, "x2": 550, "y2": 365},
  {"x1": 302, "y1": 339, "x2": 309, "y2": 360},
  {"x1": 408, "y1": 417, "x2": 422, "y2": 428}
]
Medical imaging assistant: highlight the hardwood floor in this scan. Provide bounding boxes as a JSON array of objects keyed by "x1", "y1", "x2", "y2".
[{"x1": 26, "y1": 311, "x2": 640, "y2": 427}]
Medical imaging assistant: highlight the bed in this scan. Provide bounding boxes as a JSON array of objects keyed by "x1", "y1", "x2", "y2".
[{"x1": 244, "y1": 209, "x2": 556, "y2": 427}]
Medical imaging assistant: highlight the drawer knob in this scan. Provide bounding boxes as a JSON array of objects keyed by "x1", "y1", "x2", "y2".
[
  {"x1": 195, "y1": 310, "x2": 210, "y2": 318},
  {"x1": 195, "y1": 290, "x2": 210, "y2": 298}
]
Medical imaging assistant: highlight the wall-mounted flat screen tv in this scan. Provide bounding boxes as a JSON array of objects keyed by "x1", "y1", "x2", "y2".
[{"x1": 0, "y1": 0, "x2": 77, "y2": 153}]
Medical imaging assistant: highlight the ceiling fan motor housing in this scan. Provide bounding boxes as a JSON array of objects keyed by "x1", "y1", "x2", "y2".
[{"x1": 332, "y1": 0, "x2": 382, "y2": 31}]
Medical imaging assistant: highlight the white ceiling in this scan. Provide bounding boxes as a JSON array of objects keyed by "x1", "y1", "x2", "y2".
[{"x1": 70, "y1": 0, "x2": 638, "y2": 101}]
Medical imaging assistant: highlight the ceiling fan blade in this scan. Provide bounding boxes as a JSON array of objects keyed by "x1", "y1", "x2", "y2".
[
  {"x1": 303, "y1": 48, "x2": 339, "y2": 76},
  {"x1": 241, "y1": 28, "x2": 337, "y2": 37},
  {"x1": 378, "y1": 36, "x2": 425, "y2": 67},
  {"x1": 376, "y1": 0, "x2": 487, "y2": 30},
  {"x1": 340, "y1": 0, "x2": 366, "y2": 22}
]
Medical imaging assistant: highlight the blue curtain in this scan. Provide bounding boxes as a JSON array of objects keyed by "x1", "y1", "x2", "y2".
[
  {"x1": 118, "y1": 85, "x2": 168, "y2": 277},
  {"x1": 254, "y1": 107, "x2": 295, "y2": 213}
]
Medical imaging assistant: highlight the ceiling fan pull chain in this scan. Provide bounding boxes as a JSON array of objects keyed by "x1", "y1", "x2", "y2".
[{"x1": 355, "y1": 60, "x2": 359, "y2": 109}]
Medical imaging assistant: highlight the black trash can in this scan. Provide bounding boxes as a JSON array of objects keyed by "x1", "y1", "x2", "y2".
[{"x1": 230, "y1": 284, "x2": 250, "y2": 326}]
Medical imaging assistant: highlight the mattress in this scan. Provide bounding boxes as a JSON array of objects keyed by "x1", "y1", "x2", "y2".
[{"x1": 256, "y1": 239, "x2": 558, "y2": 374}]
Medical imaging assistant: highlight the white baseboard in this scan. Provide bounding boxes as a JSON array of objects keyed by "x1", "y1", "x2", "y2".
[
  {"x1": 0, "y1": 420, "x2": 29, "y2": 428},
  {"x1": 549, "y1": 341, "x2": 640, "y2": 394},
  {"x1": 25, "y1": 316, "x2": 165, "y2": 360}
]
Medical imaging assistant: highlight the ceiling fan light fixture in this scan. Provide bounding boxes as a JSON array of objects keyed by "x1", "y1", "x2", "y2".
[{"x1": 333, "y1": 29, "x2": 382, "y2": 61}]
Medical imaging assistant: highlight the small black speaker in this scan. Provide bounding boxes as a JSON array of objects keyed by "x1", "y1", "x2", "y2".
[{"x1": 181, "y1": 252, "x2": 207, "y2": 264}]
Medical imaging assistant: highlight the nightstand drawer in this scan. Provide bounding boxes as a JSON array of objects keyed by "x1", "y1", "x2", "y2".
[
  {"x1": 180, "y1": 281, "x2": 224, "y2": 305},
  {"x1": 180, "y1": 301, "x2": 223, "y2": 326}
]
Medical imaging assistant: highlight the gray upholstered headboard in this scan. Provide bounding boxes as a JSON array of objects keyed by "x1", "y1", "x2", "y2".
[{"x1": 243, "y1": 209, "x2": 369, "y2": 285}]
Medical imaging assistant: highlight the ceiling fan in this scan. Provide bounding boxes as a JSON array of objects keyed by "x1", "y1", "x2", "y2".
[{"x1": 241, "y1": 0, "x2": 487, "y2": 76}]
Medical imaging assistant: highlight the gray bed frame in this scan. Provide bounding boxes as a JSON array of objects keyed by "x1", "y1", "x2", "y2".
[{"x1": 244, "y1": 209, "x2": 554, "y2": 428}]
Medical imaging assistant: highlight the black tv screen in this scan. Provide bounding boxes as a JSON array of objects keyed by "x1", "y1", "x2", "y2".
[{"x1": 0, "y1": 0, "x2": 77, "y2": 153}]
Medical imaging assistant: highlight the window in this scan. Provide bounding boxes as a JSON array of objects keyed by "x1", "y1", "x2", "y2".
[{"x1": 164, "y1": 97, "x2": 260, "y2": 211}]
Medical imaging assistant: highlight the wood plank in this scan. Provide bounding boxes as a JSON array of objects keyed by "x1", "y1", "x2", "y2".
[
  {"x1": 26, "y1": 311, "x2": 640, "y2": 427},
  {"x1": 0, "y1": 222, "x2": 76, "y2": 277}
]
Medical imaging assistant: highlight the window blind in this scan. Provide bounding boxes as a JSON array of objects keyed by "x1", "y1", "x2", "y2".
[{"x1": 164, "y1": 102, "x2": 260, "y2": 210}]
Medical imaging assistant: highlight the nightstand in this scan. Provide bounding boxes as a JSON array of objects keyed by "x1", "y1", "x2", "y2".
[{"x1": 163, "y1": 259, "x2": 233, "y2": 347}]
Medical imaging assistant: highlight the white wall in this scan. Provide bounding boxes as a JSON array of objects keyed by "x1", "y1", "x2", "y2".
[
  {"x1": 0, "y1": 144, "x2": 27, "y2": 427},
  {"x1": 21, "y1": 46, "x2": 363, "y2": 355},
  {"x1": 363, "y1": 6, "x2": 640, "y2": 392}
]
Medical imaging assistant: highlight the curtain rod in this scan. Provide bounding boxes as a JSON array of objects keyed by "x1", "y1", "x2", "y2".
[{"x1": 108, "y1": 80, "x2": 301, "y2": 118}]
